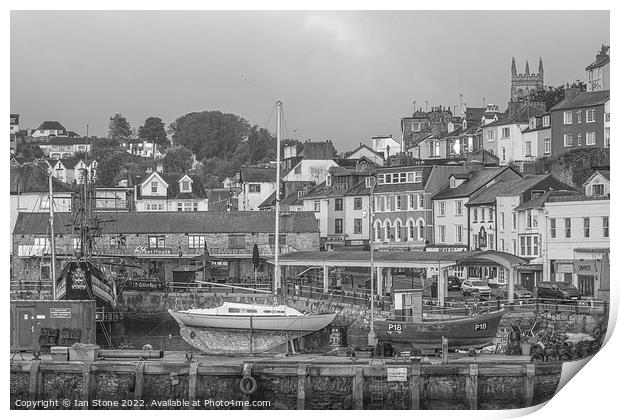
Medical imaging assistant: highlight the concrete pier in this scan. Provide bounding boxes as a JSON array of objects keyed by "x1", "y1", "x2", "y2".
[{"x1": 10, "y1": 352, "x2": 561, "y2": 410}]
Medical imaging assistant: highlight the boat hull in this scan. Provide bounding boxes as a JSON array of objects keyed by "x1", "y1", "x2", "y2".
[
  {"x1": 374, "y1": 310, "x2": 504, "y2": 350},
  {"x1": 168, "y1": 309, "x2": 337, "y2": 354}
]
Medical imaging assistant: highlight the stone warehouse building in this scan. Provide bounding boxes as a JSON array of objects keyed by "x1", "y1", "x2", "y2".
[{"x1": 12, "y1": 211, "x2": 320, "y2": 286}]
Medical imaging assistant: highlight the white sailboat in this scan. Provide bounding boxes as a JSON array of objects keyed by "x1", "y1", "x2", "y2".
[{"x1": 168, "y1": 101, "x2": 336, "y2": 354}]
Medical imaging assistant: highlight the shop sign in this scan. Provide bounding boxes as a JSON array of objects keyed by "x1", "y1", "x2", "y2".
[
  {"x1": 387, "y1": 367, "x2": 408, "y2": 382},
  {"x1": 134, "y1": 246, "x2": 173, "y2": 255},
  {"x1": 125, "y1": 279, "x2": 167, "y2": 291},
  {"x1": 573, "y1": 260, "x2": 600, "y2": 276},
  {"x1": 426, "y1": 246, "x2": 468, "y2": 252}
]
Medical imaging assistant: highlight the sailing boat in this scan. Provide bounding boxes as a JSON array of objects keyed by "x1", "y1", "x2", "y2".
[
  {"x1": 168, "y1": 101, "x2": 336, "y2": 354},
  {"x1": 54, "y1": 167, "x2": 118, "y2": 311}
]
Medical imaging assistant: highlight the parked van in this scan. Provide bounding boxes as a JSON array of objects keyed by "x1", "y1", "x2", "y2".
[{"x1": 534, "y1": 281, "x2": 581, "y2": 302}]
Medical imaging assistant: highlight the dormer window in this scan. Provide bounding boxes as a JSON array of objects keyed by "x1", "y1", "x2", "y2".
[
  {"x1": 450, "y1": 178, "x2": 456, "y2": 188},
  {"x1": 462, "y1": 120, "x2": 467, "y2": 129},
  {"x1": 326, "y1": 175, "x2": 332, "y2": 187},
  {"x1": 182, "y1": 180, "x2": 190, "y2": 191},
  {"x1": 529, "y1": 118, "x2": 536, "y2": 130}
]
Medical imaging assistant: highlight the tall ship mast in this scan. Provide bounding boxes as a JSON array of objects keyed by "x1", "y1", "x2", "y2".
[{"x1": 54, "y1": 167, "x2": 118, "y2": 311}]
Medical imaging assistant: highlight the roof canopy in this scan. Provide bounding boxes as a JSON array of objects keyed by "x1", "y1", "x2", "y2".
[{"x1": 269, "y1": 250, "x2": 529, "y2": 269}]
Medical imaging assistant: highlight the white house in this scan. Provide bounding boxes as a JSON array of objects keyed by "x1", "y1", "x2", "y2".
[
  {"x1": 134, "y1": 171, "x2": 207, "y2": 212},
  {"x1": 583, "y1": 170, "x2": 610, "y2": 197},
  {"x1": 345, "y1": 143, "x2": 385, "y2": 166},
  {"x1": 372, "y1": 135, "x2": 401, "y2": 160},
  {"x1": 237, "y1": 167, "x2": 278, "y2": 211},
  {"x1": 39, "y1": 137, "x2": 92, "y2": 159},
  {"x1": 32, "y1": 121, "x2": 67, "y2": 138},
  {"x1": 282, "y1": 159, "x2": 339, "y2": 184}
]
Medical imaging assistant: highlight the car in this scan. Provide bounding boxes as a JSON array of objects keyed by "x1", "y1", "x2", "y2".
[
  {"x1": 461, "y1": 279, "x2": 492, "y2": 300},
  {"x1": 447, "y1": 276, "x2": 462, "y2": 291},
  {"x1": 534, "y1": 282, "x2": 581, "y2": 302},
  {"x1": 495, "y1": 284, "x2": 533, "y2": 300}
]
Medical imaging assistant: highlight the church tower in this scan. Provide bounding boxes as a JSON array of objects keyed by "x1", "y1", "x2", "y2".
[{"x1": 510, "y1": 57, "x2": 544, "y2": 102}]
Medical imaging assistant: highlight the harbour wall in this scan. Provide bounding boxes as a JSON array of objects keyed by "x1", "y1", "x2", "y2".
[{"x1": 10, "y1": 359, "x2": 562, "y2": 410}]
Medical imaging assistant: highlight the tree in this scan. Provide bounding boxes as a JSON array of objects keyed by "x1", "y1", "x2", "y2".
[
  {"x1": 138, "y1": 117, "x2": 169, "y2": 149},
  {"x1": 108, "y1": 114, "x2": 133, "y2": 142},
  {"x1": 246, "y1": 125, "x2": 276, "y2": 164},
  {"x1": 161, "y1": 146, "x2": 193, "y2": 173},
  {"x1": 95, "y1": 151, "x2": 127, "y2": 186},
  {"x1": 528, "y1": 81, "x2": 587, "y2": 110},
  {"x1": 169, "y1": 111, "x2": 251, "y2": 161},
  {"x1": 16, "y1": 143, "x2": 44, "y2": 159}
]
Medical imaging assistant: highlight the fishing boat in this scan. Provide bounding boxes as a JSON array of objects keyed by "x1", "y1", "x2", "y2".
[
  {"x1": 169, "y1": 101, "x2": 336, "y2": 355},
  {"x1": 372, "y1": 289, "x2": 504, "y2": 351},
  {"x1": 168, "y1": 302, "x2": 336, "y2": 354}
]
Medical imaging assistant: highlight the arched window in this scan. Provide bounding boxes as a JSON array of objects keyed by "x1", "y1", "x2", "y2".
[
  {"x1": 418, "y1": 219, "x2": 425, "y2": 241},
  {"x1": 374, "y1": 221, "x2": 382, "y2": 242},
  {"x1": 394, "y1": 220, "x2": 401, "y2": 242},
  {"x1": 384, "y1": 220, "x2": 392, "y2": 242},
  {"x1": 408, "y1": 220, "x2": 415, "y2": 241}
]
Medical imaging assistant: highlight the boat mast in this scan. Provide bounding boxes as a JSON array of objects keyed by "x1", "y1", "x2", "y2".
[
  {"x1": 274, "y1": 100, "x2": 282, "y2": 295},
  {"x1": 49, "y1": 173, "x2": 57, "y2": 300},
  {"x1": 368, "y1": 182, "x2": 376, "y2": 346}
]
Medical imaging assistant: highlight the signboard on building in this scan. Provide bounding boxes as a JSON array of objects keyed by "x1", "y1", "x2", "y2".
[
  {"x1": 50, "y1": 308, "x2": 71, "y2": 319},
  {"x1": 124, "y1": 279, "x2": 167, "y2": 291},
  {"x1": 134, "y1": 246, "x2": 173, "y2": 255},
  {"x1": 387, "y1": 367, "x2": 408, "y2": 382},
  {"x1": 573, "y1": 260, "x2": 600, "y2": 276},
  {"x1": 426, "y1": 246, "x2": 468, "y2": 252}
]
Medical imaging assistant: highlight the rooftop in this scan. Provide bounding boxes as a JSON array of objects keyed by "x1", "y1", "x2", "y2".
[
  {"x1": 13, "y1": 211, "x2": 320, "y2": 235},
  {"x1": 550, "y1": 90, "x2": 610, "y2": 112},
  {"x1": 10, "y1": 165, "x2": 75, "y2": 195},
  {"x1": 36, "y1": 121, "x2": 66, "y2": 131},
  {"x1": 513, "y1": 190, "x2": 579, "y2": 211},
  {"x1": 433, "y1": 167, "x2": 517, "y2": 200},
  {"x1": 466, "y1": 174, "x2": 555, "y2": 206}
]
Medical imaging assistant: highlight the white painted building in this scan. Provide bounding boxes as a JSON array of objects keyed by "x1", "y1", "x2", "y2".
[
  {"x1": 282, "y1": 159, "x2": 339, "y2": 184},
  {"x1": 371, "y1": 135, "x2": 401, "y2": 160},
  {"x1": 134, "y1": 172, "x2": 208, "y2": 212},
  {"x1": 237, "y1": 167, "x2": 278, "y2": 211}
]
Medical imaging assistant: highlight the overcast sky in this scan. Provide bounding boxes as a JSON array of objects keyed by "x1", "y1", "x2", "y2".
[{"x1": 11, "y1": 10, "x2": 609, "y2": 152}]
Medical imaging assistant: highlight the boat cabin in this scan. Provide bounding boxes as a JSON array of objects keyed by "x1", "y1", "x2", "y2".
[{"x1": 393, "y1": 289, "x2": 423, "y2": 322}]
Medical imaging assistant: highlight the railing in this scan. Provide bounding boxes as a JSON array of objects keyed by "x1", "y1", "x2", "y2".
[{"x1": 284, "y1": 283, "x2": 392, "y2": 310}]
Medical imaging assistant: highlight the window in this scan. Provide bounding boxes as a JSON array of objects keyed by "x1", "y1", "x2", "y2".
[
  {"x1": 148, "y1": 236, "x2": 165, "y2": 248},
  {"x1": 500, "y1": 212, "x2": 505, "y2": 230},
  {"x1": 394, "y1": 221, "x2": 402, "y2": 241},
  {"x1": 249, "y1": 184, "x2": 261, "y2": 193},
  {"x1": 73, "y1": 238, "x2": 81, "y2": 251},
  {"x1": 586, "y1": 132, "x2": 596, "y2": 145},
  {"x1": 564, "y1": 134, "x2": 573, "y2": 147},
  {"x1": 268, "y1": 234, "x2": 287, "y2": 245},
  {"x1": 501, "y1": 147, "x2": 506, "y2": 161},
  {"x1": 326, "y1": 175, "x2": 332, "y2": 187},
  {"x1": 526, "y1": 209, "x2": 538, "y2": 228},
  {"x1": 544, "y1": 138, "x2": 551, "y2": 154},
  {"x1": 418, "y1": 221, "x2": 425, "y2": 241},
  {"x1": 380, "y1": 196, "x2": 386, "y2": 212},
  {"x1": 592, "y1": 184, "x2": 605, "y2": 196},
  {"x1": 177, "y1": 202, "x2": 183, "y2": 212},
  {"x1": 550, "y1": 218, "x2": 556, "y2": 238},
  {"x1": 456, "y1": 225, "x2": 463, "y2": 243},
  {"x1": 151, "y1": 181, "x2": 158, "y2": 193},
  {"x1": 384, "y1": 221, "x2": 392, "y2": 241},
  {"x1": 365, "y1": 177, "x2": 374, "y2": 188},
  {"x1": 353, "y1": 197, "x2": 362, "y2": 210},
  {"x1": 583, "y1": 218, "x2": 590, "y2": 238},
  {"x1": 500, "y1": 239, "x2": 505, "y2": 251},
  {"x1": 473, "y1": 234, "x2": 479, "y2": 250},
  {"x1": 525, "y1": 141, "x2": 532, "y2": 157},
  {"x1": 512, "y1": 213, "x2": 517, "y2": 230},
  {"x1": 533, "y1": 236, "x2": 539, "y2": 256},
  {"x1": 439, "y1": 202, "x2": 445, "y2": 216},
  {"x1": 396, "y1": 195, "x2": 402, "y2": 210},
  {"x1": 438, "y1": 225, "x2": 446, "y2": 243},
  {"x1": 294, "y1": 165, "x2": 302, "y2": 174},
  {"x1": 565, "y1": 218, "x2": 571, "y2": 238},
  {"x1": 418, "y1": 194, "x2": 424, "y2": 209},
  {"x1": 353, "y1": 218, "x2": 362, "y2": 234},
  {"x1": 564, "y1": 111, "x2": 573, "y2": 124},
  {"x1": 228, "y1": 235, "x2": 246, "y2": 249},
  {"x1": 501, "y1": 127, "x2": 510, "y2": 138},
  {"x1": 577, "y1": 133, "x2": 582, "y2": 146},
  {"x1": 193, "y1": 202, "x2": 198, "y2": 212},
  {"x1": 409, "y1": 194, "x2": 417, "y2": 210},
  {"x1": 188, "y1": 235, "x2": 205, "y2": 250},
  {"x1": 488, "y1": 234, "x2": 494, "y2": 250},
  {"x1": 473, "y1": 208, "x2": 478, "y2": 222},
  {"x1": 489, "y1": 209, "x2": 494, "y2": 222},
  {"x1": 577, "y1": 110, "x2": 582, "y2": 124},
  {"x1": 603, "y1": 217, "x2": 609, "y2": 238},
  {"x1": 520, "y1": 237, "x2": 526, "y2": 256},
  {"x1": 335, "y1": 218, "x2": 343, "y2": 234},
  {"x1": 314, "y1": 200, "x2": 320, "y2": 212},
  {"x1": 586, "y1": 109, "x2": 596, "y2": 123},
  {"x1": 335, "y1": 199, "x2": 343, "y2": 211},
  {"x1": 604, "y1": 128, "x2": 610, "y2": 148},
  {"x1": 543, "y1": 115, "x2": 550, "y2": 127},
  {"x1": 182, "y1": 180, "x2": 190, "y2": 191},
  {"x1": 487, "y1": 130, "x2": 496, "y2": 141},
  {"x1": 408, "y1": 221, "x2": 415, "y2": 241},
  {"x1": 455, "y1": 200, "x2": 463, "y2": 216},
  {"x1": 411, "y1": 121, "x2": 421, "y2": 132},
  {"x1": 480, "y1": 208, "x2": 485, "y2": 222}
]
